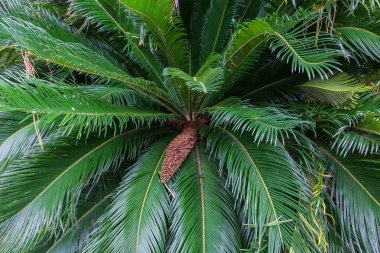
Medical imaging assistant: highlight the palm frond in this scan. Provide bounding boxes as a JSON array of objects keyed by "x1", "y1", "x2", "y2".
[
  {"x1": 268, "y1": 21, "x2": 340, "y2": 79},
  {"x1": 335, "y1": 130, "x2": 380, "y2": 156},
  {"x1": 0, "y1": 76, "x2": 175, "y2": 137},
  {"x1": 68, "y1": 0, "x2": 165, "y2": 85},
  {"x1": 0, "y1": 128, "x2": 161, "y2": 253},
  {"x1": 206, "y1": 97, "x2": 313, "y2": 145},
  {"x1": 337, "y1": 27, "x2": 380, "y2": 62},
  {"x1": 235, "y1": 0, "x2": 263, "y2": 21},
  {"x1": 116, "y1": 0, "x2": 189, "y2": 70},
  {"x1": 299, "y1": 73, "x2": 370, "y2": 105},
  {"x1": 204, "y1": 127, "x2": 320, "y2": 252},
  {"x1": 163, "y1": 56, "x2": 224, "y2": 94},
  {"x1": 167, "y1": 146, "x2": 241, "y2": 253},
  {"x1": 333, "y1": 114, "x2": 380, "y2": 156},
  {"x1": 0, "y1": 113, "x2": 55, "y2": 173},
  {"x1": 223, "y1": 12, "x2": 341, "y2": 85},
  {"x1": 223, "y1": 19, "x2": 268, "y2": 83},
  {"x1": 40, "y1": 172, "x2": 122, "y2": 253},
  {"x1": 199, "y1": 0, "x2": 239, "y2": 63},
  {"x1": 83, "y1": 137, "x2": 172, "y2": 253},
  {"x1": 320, "y1": 148, "x2": 380, "y2": 252},
  {"x1": 0, "y1": 8, "x2": 174, "y2": 110},
  {"x1": 78, "y1": 83, "x2": 158, "y2": 108}
]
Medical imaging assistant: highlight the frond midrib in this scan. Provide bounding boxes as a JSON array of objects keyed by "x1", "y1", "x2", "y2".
[
  {"x1": 217, "y1": 126, "x2": 284, "y2": 241},
  {"x1": 45, "y1": 193, "x2": 112, "y2": 253},
  {"x1": 135, "y1": 145, "x2": 167, "y2": 253},
  {"x1": 93, "y1": 0, "x2": 164, "y2": 85},
  {"x1": 320, "y1": 147, "x2": 380, "y2": 207},
  {"x1": 7, "y1": 128, "x2": 144, "y2": 220}
]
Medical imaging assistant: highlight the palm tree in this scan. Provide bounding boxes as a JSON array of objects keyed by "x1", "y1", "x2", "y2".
[{"x1": 0, "y1": 0, "x2": 379, "y2": 252}]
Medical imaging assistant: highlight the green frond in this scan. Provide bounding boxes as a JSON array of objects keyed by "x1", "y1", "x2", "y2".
[
  {"x1": 242, "y1": 74, "x2": 307, "y2": 101},
  {"x1": 332, "y1": 115, "x2": 380, "y2": 156},
  {"x1": 116, "y1": 0, "x2": 189, "y2": 70},
  {"x1": 78, "y1": 83, "x2": 158, "y2": 108},
  {"x1": 83, "y1": 137, "x2": 172, "y2": 253},
  {"x1": 299, "y1": 73, "x2": 370, "y2": 105},
  {"x1": 199, "y1": 0, "x2": 239, "y2": 63},
  {"x1": 0, "y1": 113, "x2": 52, "y2": 173},
  {"x1": 0, "y1": 128, "x2": 161, "y2": 253},
  {"x1": 68, "y1": 0, "x2": 165, "y2": 85},
  {"x1": 204, "y1": 127, "x2": 320, "y2": 252},
  {"x1": 0, "y1": 77, "x2": 175, "y2": 138},
  {"x1": 337, "y1": 27, "x2": 380, "y2": 62},
  {"x1": 163, "y1": 56, "x2": 224, "y2": 94},
  {"x1": 268, "y1": 22, "x2": 340, "y2": 79},
  {"x1": 206, "y1": 97, "x2": 313, "y2": 145},
  {"x1": 223, "y1": 19, "x2": 268, "y2": 83},
  {"x1": 0, "y1": 47, "x2": 21, "y2": 73},
  {"x1": 0, "y1": 9, "x2": 174, "y2": 110},
  {"x1": 167, "y1": 146, "x2": 241, "y2": 253},
  {"x1": 332, "y1": 129, "x2": 380, "y2": 156},
  {"x1": 320, "y1": 148, "x2": 380, "y2": 252},
  {"x1": 235, "y1": 0, "x2": 263, "y2": 21},
  {"x1": 40, "y1": 173, "x2": 121, "y2": 253},
  {"x1": 223, "y1": 12, "x2": 341, "y2": 85}
]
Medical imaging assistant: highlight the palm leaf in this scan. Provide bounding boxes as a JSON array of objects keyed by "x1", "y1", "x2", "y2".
[
  {"x1": 163, "y1": 63, "x2": 224, "y2": 94},
  {"x1": 206, "y1": 97, "x2": 312, "y2": 145},
  {"x1": 235, "y1": 0, "x2": 263, "y2": 21},
  {"x1": 68, "y1": 0, "x2": 165, "y2": 85},
  {"x1": 83, "y1": 137, "x2": 172, "y2": 253},
  {"x1": 0, "y1": 77, "x2": 174, "y2": 137},
  {"x1": 199, "y1": 0, "x2": 238, "y2": 63},
  {"x1": 0, "y1": 128, "x2": 161, "y2": 253},
  {"x1": 337, "y1": 27, "x2": 380, "y2": 62},
  {"x1": 167, "y1": 146, "x2": 241, "y2": 253},
  {"x1": 0, "y1": 114, "x2": 54, "y2": 173},
  {"x1": 204, "y1": 127, "x2": 320, "y2": 252},
  {"x1": 37, "y1": 172, "x2": 122, "y2": 253},
  {"x1": 0, "y1": 7, "x2": 174, "y2": 110},
  {"x1": 116, "y1": 0, "x2": 189, "y2": 70},
  {"x1": 299, "y1": 73, "x2": 370, "y2": 105},
  {"x1": 224, "y1": 13, "x2": 340, "y2": 85},
  {"x1": 320, "y1": 148, "x2": 380, "y2": 252}
]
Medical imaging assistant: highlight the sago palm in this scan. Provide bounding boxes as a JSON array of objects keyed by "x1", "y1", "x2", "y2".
[{"x1": 0, "y1": 0, "x2": 379, "y2": 252}]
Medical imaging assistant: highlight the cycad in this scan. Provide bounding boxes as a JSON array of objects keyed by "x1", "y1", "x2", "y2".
[{"x1": 0, "y1": 0, "x2": 379, "y2": 252}]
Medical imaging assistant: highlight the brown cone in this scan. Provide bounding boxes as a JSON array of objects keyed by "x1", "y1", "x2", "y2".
[{"x1": 161, "y1": 123, "x2": 199, "y2": 184}]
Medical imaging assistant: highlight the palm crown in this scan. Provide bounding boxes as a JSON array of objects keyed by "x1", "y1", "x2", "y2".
[{"x1": 0, "y1": 0, "x2": 379, "y2": 252}]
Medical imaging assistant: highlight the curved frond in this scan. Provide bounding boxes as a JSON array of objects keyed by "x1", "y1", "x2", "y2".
[
  {"x1": 0, "y1": 114, "x2": 51, "y2": 173},
  {"x1": 206, "y1": 97, "x2": 313, "y2": 145},
  {"x1": 163, "y1": 64, "x2": 223, "y2": 94},
  {"x1": 204, "y1": 127, "x2": 320, "y2": 252},
  {"x1": 235, "y1": 0, "x2": 263, "y2": 21},
  {"x1": 79, "y1": 83, "x2": 157, "y2": 108},
  {"x1": 223, "y1": 19, "x2": 267, "y2": 83},
  {"x1": 320, "y1": 148, "x2": 380, "y2": 252},
  {"x1": 116, "y1": 0, "x2": 189, "y2": 70},
  {"x1": 0, "y1": 128, "x2": 161, "y2": 253},
  {"x1": 337, "y1": 27, "x2": 380, "y2": 62},
  {"x1": 299, "y1": 73, "x2": 370, "y2": 105},
  {"x1": 199, "y1": 0, "x2": 239, "y2": 63},
  {"x1": 0, "y1": 77, "x2": 175, "y2": 137},
  {"x1": 167, "y1": 146, "x2": 241, "y2": 253},
  {"x1": 68, "y1": 0, "x2": 165, "y2": 85},
  {"x1": 268, "y1": 24, "x2": 340, "y2": 80},
  {"x1": 41, "y1": 174, "x2": 121, "y2": 253},
  {"x1": 0, "y1": 7, "x2": 174, "y2": 110},
  {"x1": 223, "y1": 12, "x2": 341, "y2": 85},
  {"x1": 333, "y1": 129, "x2": 380, "y2": 156},
  {"x1": 83, "y1": 137, "x2": 172, "y2": 253}
]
